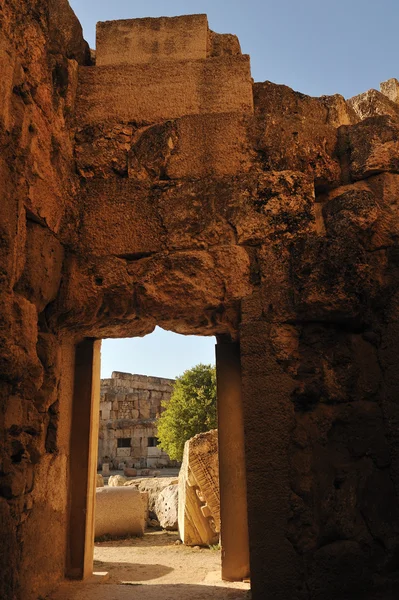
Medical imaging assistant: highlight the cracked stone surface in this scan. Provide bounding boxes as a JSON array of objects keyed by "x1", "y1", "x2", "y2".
[{"x1": 2, "y1": 4, "x2": 399, "y2": 600}]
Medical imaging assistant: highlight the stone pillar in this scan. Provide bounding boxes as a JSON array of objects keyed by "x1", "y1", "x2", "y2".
[
  {"x1": 66, "y1": 338, "x2": 101, "y2": 579},
  {"x1": 240, "y1": 319, "x2": 302, "y2": 600},
  {"x1": 215, "y1": 338, "x2": 250, "y2": 581}
]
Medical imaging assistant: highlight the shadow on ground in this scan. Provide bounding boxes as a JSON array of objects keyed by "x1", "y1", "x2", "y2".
[
  {"x1": 95, "y1": 531, "x2": 179, "y2": 548},
  {"x1": 93, "y1": 560, "x2": 173, "y2": 582},
  {"x1": 49, "y1": 582, "x2": 250, "y2": 600}
]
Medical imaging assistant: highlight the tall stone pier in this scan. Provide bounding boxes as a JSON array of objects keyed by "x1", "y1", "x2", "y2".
[{"x1": 1, "y1": 4, "x2": 399, "y2": 600}]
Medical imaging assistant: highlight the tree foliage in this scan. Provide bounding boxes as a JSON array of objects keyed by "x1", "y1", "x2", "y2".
[{"x1": 157, "y1": 364, "x2": 217, "y2": 461}]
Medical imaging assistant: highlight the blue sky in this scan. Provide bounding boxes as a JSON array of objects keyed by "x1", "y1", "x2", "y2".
[{"x1": 69, "y1": 0, "x2": 398, "y2": 378}]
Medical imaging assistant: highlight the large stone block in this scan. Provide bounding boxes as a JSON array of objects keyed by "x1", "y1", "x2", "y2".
[
  {"x1": 178, "y1": 430, "x2": 220, "y2": 546},
  {"x1": 348, "y1": 115, "x2": 399, "y2": 181},
  {"x1": 78, "y1": 180, "x2": 164, "y2": 257},
  {"x1": 129, "y1": 113, "x2": 252, "y2": 181},
  {"x1": 96, "y1": 15, "x2": 209, "y2": 66},
  {"x1": 76, "y1": 56, "x2": 254, "y2": 125},
  {"x1": 95, "y1": 486, "x2": 145, "y2": 538},
  {"x1": 253, "y1": 81, "x2": 341, "y2": 188}
]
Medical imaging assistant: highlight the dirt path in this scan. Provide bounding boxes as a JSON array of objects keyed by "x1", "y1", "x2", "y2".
[{"x1": 48, "y1": 531, "x2": 251, "y2": 600}]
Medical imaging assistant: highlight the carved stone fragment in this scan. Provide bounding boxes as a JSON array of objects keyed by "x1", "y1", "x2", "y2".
[{"x1": 178, "y1": 430, "x2": 220, "y2": 546}]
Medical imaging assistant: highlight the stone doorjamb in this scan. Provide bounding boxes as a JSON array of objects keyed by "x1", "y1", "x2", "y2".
[{"x1": 67, "y1": 339, "x2": 101, "y2": 579}]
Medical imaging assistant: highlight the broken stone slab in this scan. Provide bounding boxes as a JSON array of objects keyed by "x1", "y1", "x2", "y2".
[
  {"x1": 155, "y1": 484, "x2": 178, "y2": 531},
  {"x1": 178, "y1": 429, "x2": 220, "y2": 546},
  {"x1": 107, "y1": 474, "x2": 127, "y2": 487},
  {"x1": 95, "y1": 487, "x2": 145, "y2": 539}
]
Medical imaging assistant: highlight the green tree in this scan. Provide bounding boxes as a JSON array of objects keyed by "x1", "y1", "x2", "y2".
[{"x1": 157, "y1": 364, "x2": 217, "y2": 461}]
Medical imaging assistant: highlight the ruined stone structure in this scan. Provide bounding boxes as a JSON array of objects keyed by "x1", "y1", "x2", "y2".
[
  {"x1": 98, "y1": 371, "x2": 174, "y2": 469},
  {"x1": 2, "y1": 2, "x2": 399, "y2": 599}
]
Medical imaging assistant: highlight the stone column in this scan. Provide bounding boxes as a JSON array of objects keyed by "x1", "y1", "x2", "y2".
[
  {"x1": 215, "y1": 338, "x2": 250, "y2": 581},
  {"x1": 67, "y1": 338, "x2": 101, "y2": 579}
]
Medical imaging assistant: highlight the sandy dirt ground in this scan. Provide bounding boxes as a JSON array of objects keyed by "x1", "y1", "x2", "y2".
[{"x1": 48, "y1": 531, "x2": 251, "y2": 600}]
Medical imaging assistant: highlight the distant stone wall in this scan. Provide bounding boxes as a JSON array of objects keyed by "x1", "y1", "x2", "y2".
[{"x1": 98, "y1": 371, "x2": 175, "y2": 469}]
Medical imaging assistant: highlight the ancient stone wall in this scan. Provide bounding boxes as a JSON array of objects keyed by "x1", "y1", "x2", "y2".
[
  {"x1": 98, "y1": 371, "x2": 174, "y2": 468},
  {"x1": 0, "y1": 2, "x2": 90, "y2": 598},
  {"x1": 1, "y1": 4, "x2": 399, "y2": 600}
]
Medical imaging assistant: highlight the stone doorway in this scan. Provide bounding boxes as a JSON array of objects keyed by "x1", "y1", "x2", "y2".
[{"x1": 66, "y1": 331, "x2": 250, "y2": 591}]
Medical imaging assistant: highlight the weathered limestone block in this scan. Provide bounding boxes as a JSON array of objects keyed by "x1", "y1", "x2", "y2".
[
  {"x1": 347, "y1": 115, "x2": 399, "y2": 181},
  {"x1": 78, "y1": 181, "x2": 164, "y2": 257},
  {"x1": 48, "y1": 0, "x2": 90, "y2": 65},
  {"x1": 126, "y1": 247, "x2": 251, "y2": 327},
  {"x1": 155, "y1": 484, "x2": 179, "y2": 531},
  {"x1": 15, "y1": 220, "x2": 64, "y2": 312},
  {"x1": 76, "y1": 56, "x2": 254, "y2": 125},
  {"x1": 96, "y1": 15, "x2": 209, "y2": 66},
  {"x1": 0, "y1": 294, "x2": 43, "y2": 393},
  {"x1": 75, "y1": 122, "x2": 134, "y2": 179},
  {"x1": 4, "y1": 5, "x2": 399, "y2": 600},
  {"x1": 178, "y1": 430, "x2": 220, "y2": 546},
  {"x1": 319, "y1": 94, "x2": 358, "y2": 127},
  {"x1": 208, "y1": 31, "x2": 241, "y2": 57},
  {"x1": 322, "y1": 185, "x2": 396, "y2": 252},
  {"x1": 380, "y1": 77, "x2": 399, "y2": 104},
  {"x1": 96, "y1": 474, "x2": 104, "y2": 487},
  {"x1": 125, "y1": 477, "x2": 178, "y2": 514},
  {"x1": 95, "y1": 487, "x2": 145, "y2": 538},
  {"x1": 253, "y1": 81, "x2": 341, "y2": 188},
  {"x1": 128, "y1": 114, "x2": 252, "y2": 181},
  {"x1": 229, "y1": 171, "x2": 317, "y2": 245},
  {"x1": 348, "y1": 88, "x2": 399, "y2": 121}
]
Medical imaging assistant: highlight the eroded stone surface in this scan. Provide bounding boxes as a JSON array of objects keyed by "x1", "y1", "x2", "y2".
[
  {"x1": 124, "y1": 476, "x2": 178, "y2": 516},
  {"x1": 178, "y1": 430, "x2": 220, "y2": 546},
  {"x1": 155, "y1": 484, "x2": 179, "y2": 531},
  {"x1": 2, "y1": 5, "x2": 399, "y2": 600}
]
